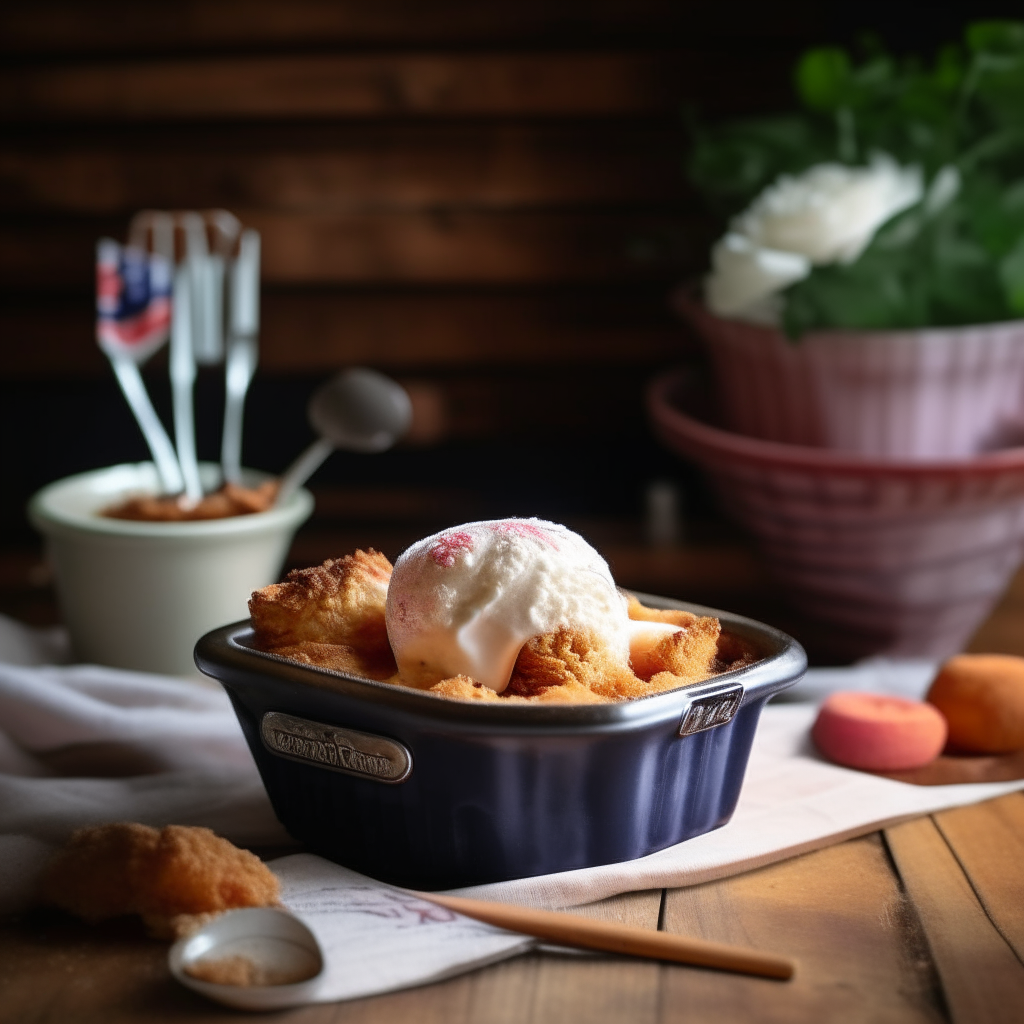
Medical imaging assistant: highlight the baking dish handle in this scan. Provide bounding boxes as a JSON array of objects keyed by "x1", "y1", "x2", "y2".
[{"x1": 677, "y1": 680, "x2": 744, "y2": 737}]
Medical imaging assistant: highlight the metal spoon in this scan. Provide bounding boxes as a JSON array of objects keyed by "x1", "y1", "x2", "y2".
[
  {"x1": 275, "y1": 368, "x2": 412, "y2": 505},
  {"x1": 169, "y1": 258, "x2": 203, "y2": 502},
  {"x1": 221, "y1": 228, "x2": 260, "y2": 484},
  {"x1": 96, "y1": 236, "x2": 184, "y2": 494},
  {"x1": 169, "y1": 907, "x2": 325, "y2": 1011}
]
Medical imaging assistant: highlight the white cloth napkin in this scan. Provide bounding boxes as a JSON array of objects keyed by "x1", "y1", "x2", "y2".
[
  {"x1": 0, "y1": 618, "x2": 289, "y2": 915},
  {"x1": 271, "y1": 855, "x2": 533, "y2": 1006},
  {"x1": 3, "y1": 612, "x2": 1024, "y2": 1002}
]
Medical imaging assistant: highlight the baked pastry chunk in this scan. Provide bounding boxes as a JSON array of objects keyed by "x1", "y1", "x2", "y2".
[
  {"x1": 249, "y1": 549, "x2": 396, "y2": 679},
  {"x1": 250, "y1": 551, "x2": 758, "y2": 704},
  {"x1": 38, "y1": 823, "x2": 280, "y2": 939}
]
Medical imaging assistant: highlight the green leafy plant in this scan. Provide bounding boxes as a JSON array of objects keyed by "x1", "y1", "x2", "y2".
[{"x1": 689, "y1": 21, "x2": 1024, "y2": 335}]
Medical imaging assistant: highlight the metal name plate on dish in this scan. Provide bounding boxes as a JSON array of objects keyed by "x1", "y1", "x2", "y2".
[
  {"x1": 678, "y1": 681, "x2": 744, "y2": 737},
  {"x1": 261, "y1": 711, "x2": 412, "y2": 783}
]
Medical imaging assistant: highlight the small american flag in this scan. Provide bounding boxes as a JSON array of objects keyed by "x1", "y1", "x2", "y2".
[{"x1": 96, "y1": 238, "x2": 172, "y2": 361}]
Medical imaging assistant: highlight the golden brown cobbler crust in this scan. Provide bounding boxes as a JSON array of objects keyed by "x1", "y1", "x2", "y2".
[
  {"x1": 249, "y1": 550, "x2": 396, "y2": 679},
  {"x1": 249, "y1": 551, "x2": 759, "y2": 703}
]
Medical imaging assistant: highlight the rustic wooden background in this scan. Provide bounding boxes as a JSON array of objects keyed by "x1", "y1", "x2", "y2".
[{"x1": 0, "y1": 0, "x2": 1009, "y2": 658}]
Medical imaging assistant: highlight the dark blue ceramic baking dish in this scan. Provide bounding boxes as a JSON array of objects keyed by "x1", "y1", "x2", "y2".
[{"x1": 195, "y1": 593, "x2": 805, "y2": 890}]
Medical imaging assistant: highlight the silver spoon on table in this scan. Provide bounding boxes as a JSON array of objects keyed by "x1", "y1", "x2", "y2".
[{"x1": 275, "y1": 368, "x2": 412, "y2": 505}]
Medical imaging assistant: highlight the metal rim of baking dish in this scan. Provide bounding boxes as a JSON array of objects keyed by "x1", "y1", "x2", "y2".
[{"x1": 194, "y1": 591, "x2": 807, "y2": 730}]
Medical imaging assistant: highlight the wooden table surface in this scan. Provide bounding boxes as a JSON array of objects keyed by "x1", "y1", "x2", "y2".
[
  {"x1": 1, "y1": 542, "x2": 1023, "y2": 1023},
  {"x1": 2, "y1": 793, "x2": 1023, "y2": 1023}
]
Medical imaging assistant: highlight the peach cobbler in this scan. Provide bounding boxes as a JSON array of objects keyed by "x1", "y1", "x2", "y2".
[{"x1": 250, "y1": 519, "x2": 758, "y2": 705}]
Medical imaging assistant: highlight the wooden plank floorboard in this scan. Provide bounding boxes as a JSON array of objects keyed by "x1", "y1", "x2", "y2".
[
  {"x1": 0, "y1": 209, "x2": 698, "y2": 288},
  {"x1": 0, "y1": 125, "x2": 681, "y2": 215},
  {"x1": 0, "y1": 287, "x2": 685, "y2": 377},
  {"x1": 931, "y1": 794, "x2": 1024, "y2": 962},
  {"x1": 0, "y1": 1, "x2": 824, "y2": 54},
  {"x1": 507, "y1": 889, "x2": 663, "y2": 1024},
  {"x1": 885, "y1": 815, "x2": 1024, "y2": 1024},
  {"x1": 0, "y1": 889, "x2": 664, "y2": 1023},
  {"x1": 0, "y1": 47, "x2": 801, "y2": 123},
  {"x1": 328, "y1": 889, "x2": 662, "y2": 1024},
  {"x1": 0, "y1": 52, "x2": 680, "y2": 122},
  {"x1": 658, "y1": 835, "x2": 945, "y2": 1024},
  {"x1": 0, "y1": 915, "x2": 225, "y2": 1024},
  {"x1": 328, "y1": 975, "x2": 477, "y2": 1024}
]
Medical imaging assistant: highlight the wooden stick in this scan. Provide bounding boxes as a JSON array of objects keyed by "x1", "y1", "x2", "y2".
[{"x1": 411, "y1": 890, "x2": 794, "y2": 981}]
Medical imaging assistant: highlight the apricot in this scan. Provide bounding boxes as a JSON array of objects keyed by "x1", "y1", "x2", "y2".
[
  {"x1": 927, "y1": 654, "x2": 1024, "y2": 754},
  {"x1": 812, "y1": 692, "x2": 947, "y2": 772}
]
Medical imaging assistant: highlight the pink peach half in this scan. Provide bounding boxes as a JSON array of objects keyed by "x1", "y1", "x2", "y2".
[{"x1": 811, "y1": 691, "x2": 948, "y2": 772}]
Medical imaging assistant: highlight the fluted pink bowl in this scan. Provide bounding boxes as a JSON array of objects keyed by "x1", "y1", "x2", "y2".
[
  {"x1": 648, "y1": 369, "x2": 1024, "y2": 658},
  {"x1": 674, "y1": 288, "x2": 1024, "y2": 461}
]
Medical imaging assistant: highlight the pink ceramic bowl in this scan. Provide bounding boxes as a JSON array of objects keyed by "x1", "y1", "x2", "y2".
[
  {"x1": 648, "y1": 369, "x2": 1024, "y2": 659},
  {"x1": 674, "y1": 288, "x2": 1024, "y2": 461}
]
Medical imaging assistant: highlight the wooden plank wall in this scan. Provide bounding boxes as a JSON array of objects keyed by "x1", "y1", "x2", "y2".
[
  {"x1": 0, "y1": 2, "x2": 816, "y2": 369},
  {"x1": 0, "y1": 1, "x2": 973, "y2": 545}
]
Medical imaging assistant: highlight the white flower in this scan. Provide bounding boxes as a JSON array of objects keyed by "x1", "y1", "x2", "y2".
[
  {"x1": 705, "y1": 233, "x2": 810, "y2": 324},
  {"x1": 736, "y1": 155, "x2": 923, "y2": 264},
  {"x1": 705, "y1": 154, "x2": 923, "y2": 323}
]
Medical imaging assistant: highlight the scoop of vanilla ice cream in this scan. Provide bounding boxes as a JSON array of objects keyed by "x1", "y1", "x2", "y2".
[{"x1": 385, "y1": 518, "x2": 632, "y2": 692}]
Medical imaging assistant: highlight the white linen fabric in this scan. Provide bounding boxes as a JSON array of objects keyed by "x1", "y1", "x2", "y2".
[
  {"x1": 270, "y1": 855, "x2": 533, "y2": 1006},
  {"x1": 0, "y1": 618, "x2": 290, "y2": 915},
  {"x1": 3, "y1": 613, "x2": 1024, "y2": 1001}
]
